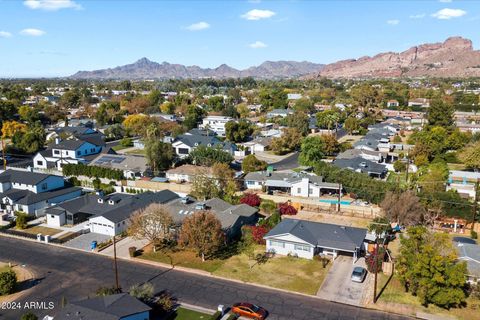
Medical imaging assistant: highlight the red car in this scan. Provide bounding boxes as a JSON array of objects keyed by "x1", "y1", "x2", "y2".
[{"x1": 231, "y1": 302, "x2": 267, "y2": 320}]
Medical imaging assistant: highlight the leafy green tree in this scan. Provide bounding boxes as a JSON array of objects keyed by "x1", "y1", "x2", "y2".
[
  {"x1": 15, "y1": 212, "x2": 28, "y2": 229},
  {"x1": 316, "y1": 110, "x2": 340, "y2": 130},
  {"x1": 418, "y1": 162, "x2": 449, "y2": 194},
  {"x1": 271, "y1": 128, "x2": 303, "y2": 155},
  {"x1": 18, "y1": 106, "x2": 40, "y2": 124},
  {"x1": 393, "y1": 160, "x2": 406, "y2": 172},
  {"x1": 144, "y1": 139, "x2": 174, "y2": 173},
  {"x1": 299, "y1": 136, "x2": 325, "y2": 166},
  {"x1": 258, "y1": 88, "x2": 287, "y2": 110},
  {"x1": 189, "y1": 145, "x2": 233, "y2": 166},
  {"x1": 242, "y1": 155, "x2": 267, "y2": 173},
  {"x1": 459, "y1": 141, "x2": 480, "y2": 170},
  {"x1": 427, "y1": 98, "x2": 454, "y2": 128},
  {"x1": 183, "y1": 105, "x2": 205, "y2": 130},
  {"x1": 59, "y1": 89, "x2": 82, "y2": 109},
  {"x1": 11, "y1": 123, "x2": 46, "y2": 154},
  {"x1": 207, "y1": 96, "x2": 224, "y2": 112},
  {"x1": 104, "y1": 124, "x2": 126, "y2": 140},
  {"x1": 293, "y1": 98, "x2": 314, "y2": 113},
  {"x1": 0, "y1": 269, "x2": 17, "y2": 295},
  {"x1": 344, "y1": 117, "x2": 360, "y2": 134},
  {"x1": 367, "y1": 216, "x2": 392, "y2": 236},
  {"x1": 225, "y1": 120, "x2": 253, "y2": 142},
  {"x1": 286, "y1": 112, "x2": 310, "y2": 136},
  {"x1": 322, "y1": 134, "x2": 340, "y2": 155},
  {"x1": 350, "y1": 83, "x2": 381, "y2": 111},
  {"x1": 397, "y1": 226, "x2": 467, "y2": 308},
  {"x1": 20, "y1": 312, "x2": 38, "y2": 320},
  {"x1": 380, "y1": 191, "x2": 426, "y2": 226}
]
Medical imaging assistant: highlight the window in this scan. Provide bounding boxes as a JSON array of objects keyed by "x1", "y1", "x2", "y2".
[
  {"x1": 178, "y1": 148, "x2": 189, "y2": 155},
  {"x1": 294, "y1": 244, "x2": 311, "y2": 252},
  {"x1": 37, "y1": 161, "x2": 43, "y2": 166},
  {"x1": 50, "y1": 215, "x2": 55, "y2": 218},
  {"x1": 41, "y1": 183, "x2": 47, "y2": 190},
  {"x1": 247, "y1": 181, "x2": 255, "y2": 185},
  {"x1": 297, "y1": 188, "x2": 301, "y2": 193},
  {"x1": 91, "y1": 148, "x2": 95, "y2": 152},
  {"x1": 309, "y1": 188, "x2": 313, "y2": 194},
  {"x1": 117, "y1": 223, "x2": 120, "y2": 227},
  {"x1": 269, "y1": 240, "x2": 285, "y2": 248},
  {"x1": 76, "y1": 151, "x2": 81, "y2": 156},
  {"x1": 53, "y1": 150, "x2": 60, "y2": 155}
]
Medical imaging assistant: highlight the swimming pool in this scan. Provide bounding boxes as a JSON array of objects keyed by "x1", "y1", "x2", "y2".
[{"x1": 318, "y1": 199, "x2": 352, "y2": 205}]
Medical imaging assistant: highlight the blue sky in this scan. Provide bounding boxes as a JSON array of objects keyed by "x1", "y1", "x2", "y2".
[{"x1": 0, "y1": 0, "x2": 479, "y2": 77}]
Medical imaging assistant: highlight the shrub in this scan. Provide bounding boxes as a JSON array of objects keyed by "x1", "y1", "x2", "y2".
[
  {"x1": 63, "y1": 163, "x2": 124, "y2": 180},
  {"x1": 15, "y1": 212, "x2": 28, "y2": 230},
  {"x1": 20, "y1": 312, "x2": 38, "y2": 320},
  {"x1": 240, "y1": 193, "x2": 261, "y2": 207},
  {"x1": 129, "y1": 283, "x2": 154, "y2": 302},
  {"x1": 95, "y1": 286, "x2": 121, "y2": 296},
  {"x1": 278, "y1": 202, "x2": 297, "y2": 215},
  {"x1": 120, "y1": 137, "x2": 133, "y2": 147},
  {"x1": 313, "y1": 255, "x2": 330, "y2": 268},
  {"x1": 210, "y1": 311, "x2": 223, "y2": 320},
  {"x1": 155, "y1": 292, "x2": 175, "y2": 313},
  {"x1": 251, "y1": 226, "x2": 269, "y2": 244},
  {"x1": 259, "y1": 199, "x2": 277, "y2": 215},
  {"x1": 365, "y1": 247, "x2": 385, "y2": 273},
  {"x1": 471, "y1": 230, "x2": 478, "y2": 240},
  {"x1": 0, "y1": 269, "x2": 17, "y2": 295}
]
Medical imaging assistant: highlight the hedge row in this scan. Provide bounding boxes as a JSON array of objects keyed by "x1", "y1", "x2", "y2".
[{"x1": 62, "y1": 163, "x2": 124, "y2": 180}]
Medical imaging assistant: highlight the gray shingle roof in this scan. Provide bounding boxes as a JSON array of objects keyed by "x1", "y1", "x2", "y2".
[
  {"x1": 175, "y1": 134, "x2": 221, "y2": 148},
  {"x1": 265, "y1": 219, "x2": 367, "y2": 252},
  {"x1": 54, "y1": 293, "x2": 151, "y2": 320},
  {"x1": 1, "y1": 186, "x2": 81, "y2": 205},
  {"x1": 0, "y1": 169, "x2": 56, "y2": 185},
  {"x1": 46, "y1": 190, "x2": 179, "y2": 223},
  {"x1": 51, "y1": 139, "x2": 87, "y2": 150},
  {"x1": 457, "y1": 243, "x2": 480, "y2": 277},
  {"x1": 332, "y1": 157, "x2": 387, "y2": 175}
]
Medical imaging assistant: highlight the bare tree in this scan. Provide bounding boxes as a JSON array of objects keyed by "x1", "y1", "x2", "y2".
[
  {"x1": 179, "y1": 211, "x2": 223, "y2": 261},
  {"x1": 128, "y1": 204, "x2": 174, "y2": 252},
  {"x1": 380, "y1": 191, "x2": 426, "y2": 226}
]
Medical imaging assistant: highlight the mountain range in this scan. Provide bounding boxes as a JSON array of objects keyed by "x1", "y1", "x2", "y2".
[
  {"x1": 70, "y1": 59, "x2": 325, "y2": 79},
  {"x1": 71, "y1": 37, "x2": 480, "y2": 79}
]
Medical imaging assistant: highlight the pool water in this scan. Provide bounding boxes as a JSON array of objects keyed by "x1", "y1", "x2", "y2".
[{"x1": 318, "y1": 199, "x2": 351, "y2": 205}]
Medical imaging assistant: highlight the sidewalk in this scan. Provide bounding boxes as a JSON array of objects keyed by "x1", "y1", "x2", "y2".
[{"x1": 99, "y1": 236, "x2": 150, "y2": 258}]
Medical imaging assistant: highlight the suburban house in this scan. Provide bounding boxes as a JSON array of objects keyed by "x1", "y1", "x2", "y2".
[
  {"x1": 171, "y1": 133, "x2": 236, "y2": 158},
  {"x1": 165, "y1": 197, "x2": 258, "y2": 239},
  {"x1": 408, "y1": 98, "x2": 430, "y2": 108},
  {"x1": 45, "y1": 190, "x2": 179, "y2": 235},
  {"x1": 244, "y1": 171, "x2": 341, "y2": 197},
  {"x1": 199, "y1": 115, "x2": 234, "y2": 136},
  {"x1": 332, "y1": 157, "x2": 388, "y2": 179},
  {"x1": 386, "y1": 99, "x2": 399, "y2": 108},
  {"x1": 89, "y1": 154, "x2": 149, "y2": 179},
  {"x1": 267, "y1": 109, "x2": 294, "y2": 118},
  {"x1": 51, "y1": 293, "x2": 151, "y2": 320},
  {"x1": 165, "y1": 164, "x2": 214, "y2": 183},
  {"x1": 241, "y1": 137, "x2": 273, "y2": 154},
  {"x1": 287, "y1": 93, "x2": 302, "y2": 100},
  {"x1": 33, "y1": 137, "x2": 107, "y2": 170},
  {"x1": 381, "y1": 109, "x2": 426, "y2": 126},
  {"x1": 457, "y1": 122, "x2": 480, "y2": 134},
  {"x1": 447, "y1": 170, "x2": 480, "y2": 199},
  {"x1": 0, "y1": 169, "x2": 82, "y2": 218},
  {"x1": 337, "y1": 149, "x2": 386, "y2": 163},
  {"x1": 455, "y1": 242, "x2": 480, "y2": 284},
  {"x1": 264, "y1": 219, "x2": 367, "y2": 260},
  {"x1": 354, "y1": 124, "x2": 398, "y2": 153}
]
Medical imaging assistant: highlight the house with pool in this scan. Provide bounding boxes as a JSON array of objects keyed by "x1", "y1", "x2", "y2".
[
  {"x1": 243, "y1": 171, "x2": 341, "y2": 198},
  {"x1": 264, "y1": 219, "x2": 367, "y2": 261}
]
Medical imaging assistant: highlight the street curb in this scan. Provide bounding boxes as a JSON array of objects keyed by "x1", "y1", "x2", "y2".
[{"x1": 0, "y1": 233, "x2": 417, "y2": 319}]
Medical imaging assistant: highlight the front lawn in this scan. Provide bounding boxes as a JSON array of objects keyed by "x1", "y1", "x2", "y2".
[
  {"x1": 125, "y1": 149, "x2": 145, "y2": 155},
  {"x1": 138, "y1": 245, "x2": 330, "y2": 295},
  {"x1": 112, "y1": 145, "x2": 128, "y2": 151},
  {"x1": 21, "y1": 225, "x2": 61, "y2": 236},
  {"x1": 169, "y1": 307, "x2": 211, "y2": 320},
  {"x1": 213, "y1": 246, "x2": 330, "y2": 295}
]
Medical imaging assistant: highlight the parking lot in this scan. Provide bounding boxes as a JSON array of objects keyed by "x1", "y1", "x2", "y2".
[
  {"x1": 64, "y1": 232, "x2": 111, "y2": 251},
  {"x1": 317, "y1": 255, "x2": 369, "y2": 306}
]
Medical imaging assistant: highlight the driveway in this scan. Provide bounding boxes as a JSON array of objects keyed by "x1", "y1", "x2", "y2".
[
  {"x1": 317, "y1": 255, "x2": 369, "y2": 306},
  {"x1": 100, "y1": 236, "x2": 150, "y2": 258},
  {"x1": 64, "y1": 232, "x2": 111, "y2": 251}
]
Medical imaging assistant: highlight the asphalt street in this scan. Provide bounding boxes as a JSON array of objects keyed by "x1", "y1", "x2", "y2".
[{"x1": 0, "y1": 237, "x2": 412, "y2": 320}]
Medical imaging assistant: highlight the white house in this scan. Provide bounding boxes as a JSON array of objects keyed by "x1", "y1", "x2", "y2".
[
  {"x1": 171, "y1": 134, "x2": 236, "y2": 159},
  {"x1": 0, "y1": 169, "x2": 82, "y2": 217},
  {"x1": 199, "y1": 116, "x2": 234, "y2": 137},
  {"x1": 33, "y1": 138, "x2": 103, "y2": 170},
  {"x1": 165, "y1": 165, "x2": 213, "y2": 183},
  {"x1": 264, "y1": 219, "x2": 367, "y2": 261}
]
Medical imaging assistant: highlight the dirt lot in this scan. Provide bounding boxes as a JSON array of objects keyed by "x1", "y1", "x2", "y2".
[{"x1": 291, "y1": 210, "x2": 372, "y2": 228}]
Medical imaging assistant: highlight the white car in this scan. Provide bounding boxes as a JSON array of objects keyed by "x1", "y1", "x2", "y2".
[{"x1": 351, "y1": 266, "x2": 367, "y2": 283}]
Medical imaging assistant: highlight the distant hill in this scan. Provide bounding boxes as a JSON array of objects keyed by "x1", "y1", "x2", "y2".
[
  {"x1": 70, "y1": 59, "x2": 325, "y2": 79},
  {"x1": 309, "y1": 37, "x2": 480, "y2": 79}
]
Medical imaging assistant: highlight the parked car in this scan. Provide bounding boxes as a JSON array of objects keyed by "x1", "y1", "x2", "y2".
[
  {"x1": 231, "y1": 302, "x2": 267, "y2": 320},
  {"x1": 351, "y1": 266, "x2": 367, "y2": 283}
]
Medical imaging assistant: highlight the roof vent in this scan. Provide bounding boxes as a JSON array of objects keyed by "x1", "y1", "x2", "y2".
[
  {"x1": 97, "y1": 198, "x2": 104, "y2": 204},
  {"x1": 108, "y1": 199, "x2": 115, "y2": 205},
  {"x1": 359, "y1": 162, "x2": 367, "y2": 168},
  {"x1": 194, "y1": 142, "x2": 199, "y2": 146}
]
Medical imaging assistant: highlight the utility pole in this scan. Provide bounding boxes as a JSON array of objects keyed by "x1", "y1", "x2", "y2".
[
  {"x1": 112, "y1": 235, "x2": 120, "y2": 291},
  {"x1": 405, "y1": 153, "x2": 409, "y2": 186},
  {"x1": 1, "y1": 137, "x2": 6, "y2": 170},
  {"x1": 472, "y1": 179, "x2": 479, "y2": 231},
  {"x1": 373, "y1": 240, "x2": 379, "y2": 303},
  {"x1": 337, "y1": 182, "x2": 342, "y2": 212}
]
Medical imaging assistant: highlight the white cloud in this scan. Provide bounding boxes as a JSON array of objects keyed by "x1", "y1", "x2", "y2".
[
  {"x1": 249, "y1": 41, "x2": 267, "y2": 49},
  {"x1": 409, "y1": 13, "x2": 426, "y2": 19},
  {"x1": 0, "y1": 31, "x2": 12, "y2": 38},
  {"x1": 387, "y1": 19, "x2": 400, "y2": 25},
  {"x1": 23, "y1": 0, "x2": 82, "y2": 11},
  {"x1": 185, "y1": 21, "x2": 210, "y2": 31},
  {"x1": 439, "y1": 0, "x2": 452, "y2": 3},
  {"x1": 241, "y1": 9, "x2": 276, "y2": 20},
  {"x1": 431, "y1": 8, "x2": 466, "y2": 19},
  {"x1": 20, "y1": 28, "x2": 46, "y2": 36}
]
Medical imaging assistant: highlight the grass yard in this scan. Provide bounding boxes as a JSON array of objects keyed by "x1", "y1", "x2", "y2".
[
  {"x1": 376, "y1": 273, "x2": 480, "y2": 320},
  {"x1": 112, "y1": 145, "x2": 128, "y2": 151},
  {"x1": 125, "y1": 149, "x2": 145, "y2": 155},
  {"x1": 21, "y1": 225, "x2": 61, "y2": 236},
  {"x1": 140, "y1": 245, "x2": 225, "y2": 273},
  {"x1": 447, "y1": 163, "x2": 467, "y2": 171},
  {"x1": 213, "y1": 246, "x2": 330, "y2": 295},
  {"x1": 0, "y1": 263, "x2": 11, "y2": 274},
  {"x1": 139, "y1": 245, "x2": 330, "y2": 295},
  {"x1": 169, "y1": 307, "x2": 211, "y2": 320}
]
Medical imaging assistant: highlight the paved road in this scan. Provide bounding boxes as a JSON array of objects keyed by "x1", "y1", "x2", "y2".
[
  {"x1": 0, "y1": 237, "x2": 412, "y2": 320},
  {"x1": 270, "y1": 152, "x2": 300, "y2": 170}
]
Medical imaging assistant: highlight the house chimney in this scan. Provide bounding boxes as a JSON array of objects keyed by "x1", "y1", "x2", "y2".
[{"x1": 55, "y1": 137, "x2": 61, "y2": 145}]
